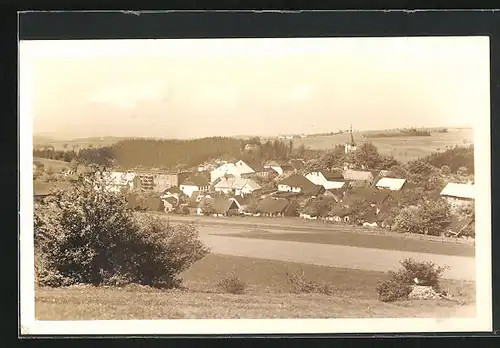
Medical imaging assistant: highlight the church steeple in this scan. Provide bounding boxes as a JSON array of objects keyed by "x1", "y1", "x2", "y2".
[{"x1": 349, "y1": 124, "x2": 356, "y2": 146}]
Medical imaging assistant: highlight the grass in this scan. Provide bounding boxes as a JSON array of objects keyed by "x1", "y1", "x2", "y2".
[
  {"x1": 162, "y1": 215, "x2": 474, "y2": 257},
  {"x1": 213, "y1": 229, "x2": 475, "y2": 258},
  {"x1": 33, "y1": 157, "x2": 70, "y2": 172},
  {"x1": 293, "y1": 128, "x2": 473, "y2": 162},
  {"x1": 35, "y1": 254, "x2": 475, "y2": 320}
]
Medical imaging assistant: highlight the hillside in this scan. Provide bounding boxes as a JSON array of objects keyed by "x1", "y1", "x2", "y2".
[{"x1": 110, "y1": 137, "x2": 245, "y2": 170}]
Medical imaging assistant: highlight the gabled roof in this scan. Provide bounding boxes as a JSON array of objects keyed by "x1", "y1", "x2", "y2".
[
  {"x1": 181, "y1": 174, "x2": 210, "y2": 187},
  {"x1": 231, "y1": 195, "x2": 251, "y2": 206},
  {"x1": 214, "y1": 177, "x2": 262, "y2": 191},
  {"x1": 343, "y1": 169, "x2": 374, "y2": 181},
  {"x1": 257, "y1": 197, "x2": 290, "y2": 214},
  {"x1": 279, "y1": 174, "x2": 316, "y2": 190},
  {"x1": 448, "y1": 216, "x2": 474, "y2": 232},
  {"x1": 165, "y1": 186, "x2": 183, "y2": 194},
  {"x1": 376, "y1": 177, "x2": 407, "y2": 191},
  {"x1": 199, "y1": 197, "x2": 239, "y2": 214},
  {"x1": 440, "y1": 183, "x2": 474, "y2": 200},
  {"x1": 33, "y1": 180, "x2": 70, "y2": 196},
  {"x1": 290, "y1": 159, "x2": 305, "y2": 170},
  {"x1": 164, "y1": 197, "x2": 178, "y2": 206}
]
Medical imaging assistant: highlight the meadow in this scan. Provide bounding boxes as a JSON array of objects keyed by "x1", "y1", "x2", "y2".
[
  {"x1": 292, "y1": 128, "x2": 473, "y2": 162},
  {"x1": 35, "y1": 254, "x2": 475, "y2": 320}
]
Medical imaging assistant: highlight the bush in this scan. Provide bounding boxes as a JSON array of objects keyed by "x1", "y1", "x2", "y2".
[
  {"x1": 34, "y1": 174, "x2": 210, "y2": 288},
  {"x1": 376, "y1": 258, "x2": 447, "y2": 302},
  {"x1": 286, "y1": 269, "x2": 335, "y2": 295},
  {"x1": 216, "y1": 273, "x2": 247, "y2": 294}
]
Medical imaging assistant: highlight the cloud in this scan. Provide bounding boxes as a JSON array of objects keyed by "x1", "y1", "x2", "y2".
[{"x1": 89, "y1": 79, "x2": 166, "y2": 109}]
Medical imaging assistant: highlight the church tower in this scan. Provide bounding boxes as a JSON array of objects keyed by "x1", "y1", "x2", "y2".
[{"x1": 344, "y1": 124, "x2": 357, "y2": 154}]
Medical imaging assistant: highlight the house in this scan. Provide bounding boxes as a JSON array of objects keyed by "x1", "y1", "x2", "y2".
[
  {"x1": 214, "y1": 177, "x2": 262, "y2": 196},
  {"x1": 162, "y1": 196, "x2": 179, "y2": 213},
  {"x1": 33, "y1": 180, "x2": 70, "y2": 201},
  {"x1": 440, "y1": 183, "x2": 474, "y2": 207},
  {"x1": 210, "y1": 160, "x2": 256, "y2": 183},
  {"x1": 326, "y1": 205, "x2": 352, "y2": 223},
  {"x1": 180, "y1": 174, "x2": 210, "y2": 197},
  {"x1": 162, "y1": 186, "x2": 183, "y2": 198},
  {"x1": 277, "y1": 174, "x2": 325, "y2": 196},
  {"x1": 342, "y1": 169, "x2": 375, "y2": 186},
  {"x1": 230, "y1": 195, "x2": 252, "y2": 214},
  {"x1": 264, "y1": 160, "x2": 295, "y2": 176},
  {"x1": 244, "y1": 144, "x2": 259, "y2": 152},
  {"x1": 101, "y1": 171, "x2": 137, "y2": 193},
  {"x1": 152, "y1": 173, "x2": 183, "y2": 192},
  {"x1": 256, "y1": 197, "x2": 292, "y2": 217},
  {"x1": 290, "y1": 159, "x2": 306, "y2": 172},
  {"x1": 305, "y1": 170, "x2": 345, "y2": 190},
  {"x1": 197, "y1": 196, "x2": 241, "y2": 217},
  {"x1": 445, "y1": 216, "x2": 475, "y2": 237},
  {"x1": 323, "y1": 187, "x2": 348, "y2": 202},
  {"x1": 375, "y1": 177, "x2": 407, "y2": 191}
]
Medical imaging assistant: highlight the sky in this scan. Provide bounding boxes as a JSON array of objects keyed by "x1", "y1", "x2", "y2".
[{"x1": 21, "y1": 37, "x2": 490, "y2": 140}]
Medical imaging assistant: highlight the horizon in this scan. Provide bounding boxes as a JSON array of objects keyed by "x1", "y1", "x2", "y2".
[
  {"x1": 33, "y1": 124, "x2": 473, "y2": 143},
  {"x1": 22, "y1": 37, "x2": 488, "y2": 140}
]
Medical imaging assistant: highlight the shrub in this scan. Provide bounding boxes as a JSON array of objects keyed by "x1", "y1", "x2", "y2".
[
  {"x1": 286, "y1": 269, "x2": 335, "y2": 295},
  {"x1": 376, "y1": 258, "x2": 447, "y2": 302},
  {"x1": 216, "y1": 273, "x2": 247, "y2": 294},
  {"x1": 34, "y1": 174, "x2": 210, "y2": 288}
]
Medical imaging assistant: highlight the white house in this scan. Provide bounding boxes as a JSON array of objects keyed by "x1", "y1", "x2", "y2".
[
  {"x1": 179, "y1": 174, "x2": 210, "y2": 197},
  {"x1": 305, "y1": 170, "x2": 345, "y2": 190},
  {"x1": 210, "y1": 160, "x2": 255, "y2": 183},
  {"x1": 214, "y1": 177, "x2": 262, "y2": 196},
  {"x1": 375, "y1": 177, "x2": 407, "y2": 191},
  {"x1": 440, "y1": 182, "x2": 474, "y2": 207},
  {"x1": 264, "y1": 160, "x2": 294, "y2": 176},
  {"x1": 101, "y1": 171, "x2": 137, "y2": 193},
  {"x1": 342, "y1": 169, "x2": 375, "y2": 185}
]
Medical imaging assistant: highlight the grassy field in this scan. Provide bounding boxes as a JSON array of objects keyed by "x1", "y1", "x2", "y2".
[
  {"x1": 159, "y1": 215, "x2": 475, "y2": 257},
  {"x1": 35, "y1": 254, "x2": 475, "y2": 320},
  {"x1": 33, "y1": 157, "x2": 70, "y2": 172},
  {"x1": 213, "y1": 229, "x2": 475, "y2": 257},
  {"x1": 293, "y1": 128, "x2": 473, "y2": 162}
]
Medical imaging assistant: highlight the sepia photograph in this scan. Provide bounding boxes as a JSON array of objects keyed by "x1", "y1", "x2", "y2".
[{"x1": 19, "y1": 36, "x2": 491, "y2": 335}]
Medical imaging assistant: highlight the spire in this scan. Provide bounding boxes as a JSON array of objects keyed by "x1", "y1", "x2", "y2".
[{"x1": 349, "y1": 124, "x2": 355, "y2": 145}]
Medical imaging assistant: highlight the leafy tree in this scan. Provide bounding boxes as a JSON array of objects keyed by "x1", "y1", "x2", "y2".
[
  {"x1": 353, "y1": 142, "x2": 382, "y2": 170},
  {"x1": 419, "y1": 199, "x2": 452, "y2": 236},
  {"x1": 393, "y1": 206, "x2": 424, "y2": 234},
  {"x1": 440, "y1": 165, "x2": 451, "y2": 176},
  {"x1": 301, "y1": 204, "x2": 319, "y2": 217},
  {"x1": 346, "y1": 197, "x2": 372, "y2": 223},
  {"x1": 34, "y1": 174, "x2": 209, "y2": 288},
  {"x1": 378, "y1": 155, "x2": 400, "y2": 170},
  {"x1": 199, "y1": 199, "x2": 216, "y2": 216}
]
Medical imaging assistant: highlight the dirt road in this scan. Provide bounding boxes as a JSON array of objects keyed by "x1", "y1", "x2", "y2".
[{"x1": 198, "y1": 226, "x2": 475, "y2": 281}]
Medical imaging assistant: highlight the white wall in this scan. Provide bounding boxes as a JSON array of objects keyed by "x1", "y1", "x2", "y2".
[{"x1": 180, "y1": 185, "x2": 201, "y2": 197}]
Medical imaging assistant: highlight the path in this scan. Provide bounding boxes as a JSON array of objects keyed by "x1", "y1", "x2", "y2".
[{"x1": 198, "y1": 230, "x2": 475, "y2": 281}]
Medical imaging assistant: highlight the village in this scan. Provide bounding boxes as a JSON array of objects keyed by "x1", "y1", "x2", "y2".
[{"x1": 38, "y1": 127, "x2": 475, "y2": 240}]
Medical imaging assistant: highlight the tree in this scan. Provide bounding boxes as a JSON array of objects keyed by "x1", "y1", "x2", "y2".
[
  {"x1": 347, "y1": 197, "x2": 373, "y2": 223},
  {"x1": 379, "y1": 155, "x2": 400, "y2": 170},
  {"x1": 353, "y1": 142, "x2": 382, "y2": 170},
  {"x1": 301, "y1": 204, "x2": 319, "y2": 217},
  {"x1": 419, "y1": 199, "x2": 452, "y2": 236},
  {"x1": 393, "y1": 206, "x2": 424, "y2": 234},
  {"x1": 34, "y1": 174, "x2": 209, "y2": 288},
  {"x1": 456, "y1": 166, "x2": 468, "y2": 176},
  {"x1": 199, "y1": 199, "x2": 216, "y2": 216},
  {"x1": 440, "y1": 165, "x2": 451, "y2": 176}
]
